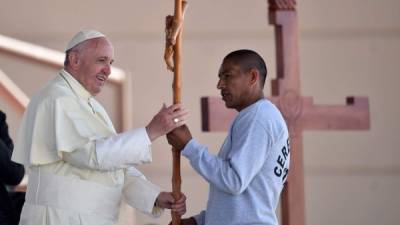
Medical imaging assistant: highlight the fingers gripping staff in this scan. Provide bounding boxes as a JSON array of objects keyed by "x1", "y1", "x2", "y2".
[{"x1": 164, "y1": 1, "x2": 188, "y2": 225}]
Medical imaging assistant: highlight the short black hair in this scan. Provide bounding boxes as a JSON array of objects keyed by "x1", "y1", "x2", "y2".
[{"x1": 223, "y1": 49, "x2": 267, "y2": 87}]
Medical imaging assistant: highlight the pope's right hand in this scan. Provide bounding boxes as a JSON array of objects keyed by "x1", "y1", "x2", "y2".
[{"x1": 146, "y1": 103, "x2": 189, "y2": 142}]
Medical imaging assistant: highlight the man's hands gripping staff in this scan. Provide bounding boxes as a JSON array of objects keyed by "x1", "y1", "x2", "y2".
[{"x1": 146, "y1": 103, "x2": 189, "y2": 142}]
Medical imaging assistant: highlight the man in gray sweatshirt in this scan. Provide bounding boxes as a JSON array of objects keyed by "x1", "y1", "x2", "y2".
[{"x1": 167, "y1": 49, "x2": 290, "y2": 225}]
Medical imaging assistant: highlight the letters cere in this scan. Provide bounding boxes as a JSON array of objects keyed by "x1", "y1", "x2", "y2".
[{"x1": 274, "y1": 138, "x2": 290, "y2": 182}]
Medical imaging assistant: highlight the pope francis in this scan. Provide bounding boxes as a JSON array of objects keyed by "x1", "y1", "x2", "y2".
[{"x1": 12, "y1": 30, "x2": 188, "y2": 225}]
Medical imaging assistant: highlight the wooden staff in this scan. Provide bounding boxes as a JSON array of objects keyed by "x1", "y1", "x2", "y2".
[{"x1": 164, "y1": 1, "x2": 188, "y2": 225}]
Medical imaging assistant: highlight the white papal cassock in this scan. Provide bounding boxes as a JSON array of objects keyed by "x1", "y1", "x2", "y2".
[{"x1": 12, "y1": 69, "x2": 163, "y2": 225}]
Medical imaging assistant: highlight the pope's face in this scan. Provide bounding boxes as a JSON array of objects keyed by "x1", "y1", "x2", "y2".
[{"x1": 74, "y1": 38, "x2": 114, "y2": 96}]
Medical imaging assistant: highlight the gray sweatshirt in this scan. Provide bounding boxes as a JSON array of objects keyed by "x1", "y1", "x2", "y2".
[{"x1": 182, "y1": 99, "x2": 290, "y2": 225}]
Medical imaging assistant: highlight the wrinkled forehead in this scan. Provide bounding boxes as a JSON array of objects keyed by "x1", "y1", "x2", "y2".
[
  {"x1": 218, "y1": 59, "x2": 242, "y2": 74},
  {"x1": 85, "y1": 37, "x2": 113, "y2": 50},
  {"x1": 80, "y1": 37, "x2": 114, "y2": 57}
]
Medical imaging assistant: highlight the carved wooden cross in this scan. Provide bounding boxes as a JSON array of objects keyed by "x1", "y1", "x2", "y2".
[{"x1": 200, "y1": 1, "x2": 370, "y2": 225}]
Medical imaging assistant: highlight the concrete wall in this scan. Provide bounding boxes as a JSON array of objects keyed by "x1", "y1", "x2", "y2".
[{"x1": 0, "y1": 0, "x2": 399, "y2": 224}]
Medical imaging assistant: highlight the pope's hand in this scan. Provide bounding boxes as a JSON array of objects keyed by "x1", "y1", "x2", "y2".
[
  {"x1": 155, "y1": 192, "x2": 187, "y2": 216},
  {"x1": 146, "y1": 103, "x2": 189, "y2": 142}
]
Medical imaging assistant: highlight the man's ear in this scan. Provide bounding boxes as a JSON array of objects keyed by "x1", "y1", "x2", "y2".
[{"x1": 248, "y1": 68, "x2": 259, "y2": 86}]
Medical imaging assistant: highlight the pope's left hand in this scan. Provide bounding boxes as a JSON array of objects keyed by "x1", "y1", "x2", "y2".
[{"x1": 155, "y1": 192, "x2": 187, "y2": 216}]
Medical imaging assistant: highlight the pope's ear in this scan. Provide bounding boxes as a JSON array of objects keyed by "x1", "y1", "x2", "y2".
[{"x1": 68, "y1": 51, "x2": 80, "y2": 69}]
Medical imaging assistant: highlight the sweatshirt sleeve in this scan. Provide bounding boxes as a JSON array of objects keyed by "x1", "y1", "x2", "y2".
[
  {"x1": 182, "y1": 118, "x2": 271, "y2": 195},
  {"x1": 193, "y1": 210, "x2": 206, "y2": 225}
]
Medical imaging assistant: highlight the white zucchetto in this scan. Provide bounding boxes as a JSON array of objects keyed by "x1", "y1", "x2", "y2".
[{"x1": 65, "y1": 29, "x2": 106, "y2": 51}]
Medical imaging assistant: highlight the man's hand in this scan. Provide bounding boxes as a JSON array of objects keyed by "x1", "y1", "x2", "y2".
[
  {"x1": 169, "y1": 217, "x2": 198, "y2": 225},
  {"x1": 155, "y1": 192, "x2": 187, "y2": 216},
  {"x1": 166, "y1": 125, "x2": 192, "y2": 151},
  {"x1": 146, "y1": 104, "x2": 189, "y2": 142}
]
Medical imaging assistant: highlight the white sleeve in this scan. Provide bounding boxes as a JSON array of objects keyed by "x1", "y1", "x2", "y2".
[
  {"x1": 95, "y1": 127, "x2": 152, "y2": 170},
  {"x1": 122, "y1": 167, "x2": 164, "y2": 217},
  {"x1": 62, "y1": 128, "x2": 152, "y2": 171}
]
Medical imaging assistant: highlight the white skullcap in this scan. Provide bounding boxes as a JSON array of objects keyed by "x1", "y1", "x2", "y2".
[{"x1": 65, "y1": 29, "x2": 106, "y2": 51}]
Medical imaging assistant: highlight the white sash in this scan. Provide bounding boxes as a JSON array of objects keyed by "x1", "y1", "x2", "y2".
[{"x1": 25, "y1": 167, "x2": 122, "y2": 220}]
